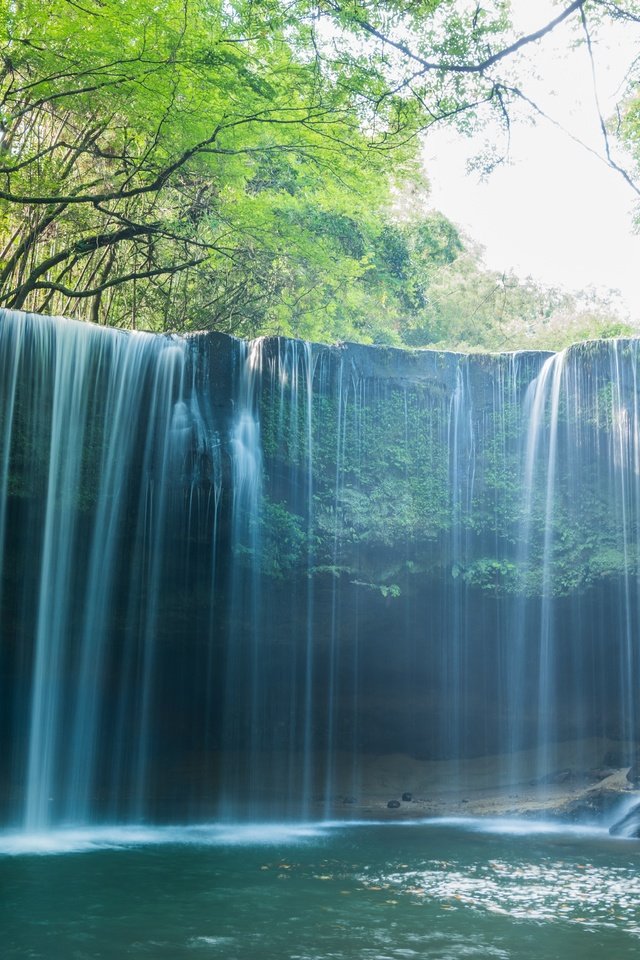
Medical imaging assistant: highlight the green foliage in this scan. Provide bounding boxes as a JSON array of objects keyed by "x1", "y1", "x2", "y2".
[
  {"x1": 0, "y1": 0, "x2": 421, "y2": 334},
  {"x1": 257, "y1": 499, "x2": 306, "y2": 579},
  {"x1": 350, "y1": 580, "x2": 402, "y2": 599},
  {"x1": 0, "y1": 0, "x2": 629, "y2": 351},
  {"x1": 461, "y1": 557, "x2": 518, "y2": 595},
  {"x1": 254, "y1": 338, "x2": 640, "y2": 600},
  {"x1": 396, "y1": 246, "x2": 632, "y2": 352},
  {"x1": 258, "y1": 366, "x2": 455, "y2": 592}
]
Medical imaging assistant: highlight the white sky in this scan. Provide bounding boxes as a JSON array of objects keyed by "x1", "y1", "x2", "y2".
[{"x1": 423, "y1": 0, "x2": 640, "y2": 318}]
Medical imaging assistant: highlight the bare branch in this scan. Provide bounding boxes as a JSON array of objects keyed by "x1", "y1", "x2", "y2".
[
  {"x1": 579, "y1": 6, "x2": 640, "y2": 195},
  {"x1": 62, "y1": 0, "x2": 105, "y2": 15},
  {"x1": 592, "y1": 1, "x2": 640, "y2": 23}
]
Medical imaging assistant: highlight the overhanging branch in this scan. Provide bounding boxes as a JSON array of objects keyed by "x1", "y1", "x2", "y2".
[
  {"x1": 580, "y1": 5, "x2": 640, "y2": 195},
  {"x1": 323, "y1": 0, "x2": 587, "y2": 76},
  {"x1": 26, "y1": 257, "x2": 208, "y2": 300}
]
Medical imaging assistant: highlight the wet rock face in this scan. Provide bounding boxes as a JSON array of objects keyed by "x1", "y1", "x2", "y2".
[
  {"x1": 533, "y1": 769, "x2": 573, "y2": 786},
  {"x1": 609, "y1": 801, "x2": 640, "y2": 838},
  {"x1": 4, "y1": 311, "x2": 640, "y2": 825}
]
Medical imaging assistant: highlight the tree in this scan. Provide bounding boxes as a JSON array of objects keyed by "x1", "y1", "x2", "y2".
[
  {"x1": 0, "y1": 0, "x2": 418, "y2": 329},
  {"x1": 401, "y1": 252, "x2": 631, "y2": 351},
  {"x1": 0, "y1": 0, "x2": 637, "y2": 339}
]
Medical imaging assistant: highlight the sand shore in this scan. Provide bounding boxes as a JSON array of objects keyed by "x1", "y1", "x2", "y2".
[{"x1": 319, "y1": 738, "x2": 640, "y2": 823}]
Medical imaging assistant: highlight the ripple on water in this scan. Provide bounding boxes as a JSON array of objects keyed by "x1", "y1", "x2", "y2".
[{"x1": 188, "y1": 936, "x2": 237, "y2": 948}]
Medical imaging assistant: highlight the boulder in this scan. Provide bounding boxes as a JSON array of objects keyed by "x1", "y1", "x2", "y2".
[
  {"x1": 561, "y1": 788, "x2": 625, "y2": 823},
  {"x1": 626, "y1": 765, "x2": 640, "y2": 786}
]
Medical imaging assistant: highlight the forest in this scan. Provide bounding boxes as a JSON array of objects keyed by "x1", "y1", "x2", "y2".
[{"x1": 1, "y1": 0, "x2": 639, "y2": 350}]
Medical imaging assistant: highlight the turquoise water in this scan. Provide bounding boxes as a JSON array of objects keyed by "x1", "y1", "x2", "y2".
[{"x1": 2, "y1": 819, "x2": 640, "y2": 959}]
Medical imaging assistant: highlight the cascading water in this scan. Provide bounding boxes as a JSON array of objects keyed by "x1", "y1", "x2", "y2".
[
  {"x1": 0, "y1": 312, "x2": 207, "y2": 829},
  {"x1": 1, "y1": 308, "x2": 640, "y2": 831},
  {"x1": 519, "y1": 351, "x2": 568, "y2": 786}
]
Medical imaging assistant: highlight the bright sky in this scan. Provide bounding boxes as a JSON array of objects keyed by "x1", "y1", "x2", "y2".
[{"x1": 423, "y1": 0, "x2": 640, "y2": 319}]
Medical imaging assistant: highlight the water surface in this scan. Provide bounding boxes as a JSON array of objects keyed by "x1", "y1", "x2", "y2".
[{"x1": 2, "y1": 819, "x2": 640, "y2": 959}]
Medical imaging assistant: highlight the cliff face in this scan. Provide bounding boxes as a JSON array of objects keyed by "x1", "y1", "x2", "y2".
[{"x1": 1, "y1": 310, "x2": 639, "y2": 826}]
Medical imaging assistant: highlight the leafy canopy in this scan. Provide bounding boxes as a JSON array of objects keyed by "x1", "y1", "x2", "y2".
[{"x1": 0, "y1": 0, "x2": 636, "y2": 348}]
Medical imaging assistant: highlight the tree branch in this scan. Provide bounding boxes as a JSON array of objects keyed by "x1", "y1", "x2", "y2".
[
  {"x1": 579, "y1": 7, "x2": 640, "y2": 195},
  {"x1": 5, "y1": 222, "x2": 162, "y2": 307},
  {"x1": 323, "y1": 0, "x2": 587, "y2": 76},
  {"x1": 592, "y1": 1, "x2": 640, "y2": 23},
  {"x1": 0, "y1": 106, "x2": 366, "y2": 206},
  {"x1": 25, "y1": 257, "x2": 208, "y2": 300},
  {"x1": 498, "y1": 81, "x2": 640, "y2": 196}
]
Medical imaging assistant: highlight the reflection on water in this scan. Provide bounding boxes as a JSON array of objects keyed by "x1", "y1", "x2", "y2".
[
  {"x1": 361, "y1": 851, "x2": 640, "y2": 937},
  {"x1": 2, "y1": 820, "x2": 640, "y2": 959}
]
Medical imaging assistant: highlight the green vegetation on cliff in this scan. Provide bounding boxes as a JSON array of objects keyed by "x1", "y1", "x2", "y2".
[{"x1": 250, "y1": 338, "x2": 640, "y2": 600}]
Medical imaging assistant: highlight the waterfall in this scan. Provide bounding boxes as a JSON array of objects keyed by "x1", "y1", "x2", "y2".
[
  {"x1": 1, "y1": 309, "x2": 640, "y2": 829},
  {"x1": 0, "y1": 312, "x2": 205, "y2": 828}
]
